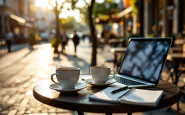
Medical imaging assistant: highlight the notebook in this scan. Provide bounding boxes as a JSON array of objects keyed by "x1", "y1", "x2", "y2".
[
  {"x1": 89, "y1": 87, "x2": 164, "y2": 107},
  {"x1": 114, "y1": 38, "x2": 172, "y2": 88}
]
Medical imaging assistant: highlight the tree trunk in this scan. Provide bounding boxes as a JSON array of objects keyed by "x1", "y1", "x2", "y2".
[
  {"x1": 88, "y1": 0, "x2": 97, "y2": 66},
  {"x1": 55, "y1": 1, "x2": 60, "y2": 53}
]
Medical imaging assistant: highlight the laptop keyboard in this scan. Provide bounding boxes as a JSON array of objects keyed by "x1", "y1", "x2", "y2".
[{"x1": 114, "y1": 77, "x2": 145, "y2": 85}]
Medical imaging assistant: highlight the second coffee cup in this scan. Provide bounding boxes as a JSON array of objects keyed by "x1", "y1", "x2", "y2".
[
  {"x1": 51, "y1": 67, "x2": 80, "y2": 89},
  {"x1": 90, "y1": 66, "x2": 115, "y2": 83}
]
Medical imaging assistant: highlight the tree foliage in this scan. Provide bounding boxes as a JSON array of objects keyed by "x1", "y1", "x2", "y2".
[
  {"x1": 93, "y1": 1, "x2": 118, "y2": 18},
  {"x1": 130, "y1": 0, "x2": 140, "y2": 15},
  {"x1": 60, "y1": 16, "x2": 77, "y2": 31}
]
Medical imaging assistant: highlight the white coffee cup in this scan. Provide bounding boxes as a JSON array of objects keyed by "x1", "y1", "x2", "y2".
[
  {"x1": 51, "y1": 67, "x2": 80, "y2": 89},
  {"x1": 90, "y1": 66, "x2": 116, "y2": 83}
]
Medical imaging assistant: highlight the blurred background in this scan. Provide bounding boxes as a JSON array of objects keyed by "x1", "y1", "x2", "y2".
[{"x1": 0, "y1": 0, "x2": 185, "y2": 115}]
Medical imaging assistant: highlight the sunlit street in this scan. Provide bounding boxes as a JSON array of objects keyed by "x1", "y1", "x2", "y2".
[
  {"x1": 0, "y1": 39, "x2": 184, "y2": 115},
  {"x1": 1, "y1": 0, "x2": 185, "y2": 115},
  {"x1": 0, "y1": 39, "x2": 108, "y2": 115}
]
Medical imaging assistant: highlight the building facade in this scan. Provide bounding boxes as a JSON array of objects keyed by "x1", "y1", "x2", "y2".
[
  {"x1": 112, "y1": 0, "x2": 185, "y2": 39},
  {"x1": 0, "y1": 0, "x2": 33, "y2": 43}
]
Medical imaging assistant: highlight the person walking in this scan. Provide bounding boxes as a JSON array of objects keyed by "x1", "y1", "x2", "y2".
[
  {"x1": 60, "y1": 31, "x2": 69, "y2": 53},
  {"x1": 72, "y1": 30, "x2": 80, "y2": 57},
  {"x1": 6, "y1": 30, "x2": 13, "y2": 52}
]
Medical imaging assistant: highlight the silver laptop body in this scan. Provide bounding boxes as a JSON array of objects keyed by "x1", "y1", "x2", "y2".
[{"x1": 115, "y1": 38, "x2": 172, "y2": 88}]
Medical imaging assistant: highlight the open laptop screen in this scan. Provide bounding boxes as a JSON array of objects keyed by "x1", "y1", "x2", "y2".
[{"x1": 119, "y1": 38, "x2": 172, "y2": 84}]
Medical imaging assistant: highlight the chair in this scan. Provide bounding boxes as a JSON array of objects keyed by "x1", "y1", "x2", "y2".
[
  {"x1": 103, "y1": 58, "x2": 116, "y2": 68},
  {"x1": 165, "y1": 60, "x2": 176, "y2": 83},
  {"x1": 165, "y1": 60, "x2": 185, "y2": 111},
  {"x1": 103, "y1": 53, "x2": 124, "y2": 71}
]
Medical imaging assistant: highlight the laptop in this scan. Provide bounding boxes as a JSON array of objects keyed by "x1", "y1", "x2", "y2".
[{"x1": 114, "y1": 38, "x2": 172, "y2": 88}]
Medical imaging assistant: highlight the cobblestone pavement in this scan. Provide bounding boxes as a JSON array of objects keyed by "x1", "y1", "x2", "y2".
[
  {"x1": 0, "y1": 39, "x2": 185, "y2": 115},
  {"x1": 0, "y1": 43, "x2": 29, "y2": 57}
]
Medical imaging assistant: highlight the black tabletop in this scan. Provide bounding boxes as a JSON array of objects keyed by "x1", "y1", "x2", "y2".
[{"x1": 33, "y1": 80, "x2": 181, "y2": 113}]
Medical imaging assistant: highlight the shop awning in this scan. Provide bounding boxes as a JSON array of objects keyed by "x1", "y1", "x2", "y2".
[
  {"x1": 10, "y1": 14, "x2": 26, "y2": 24},
  {"x1": 10, "y1": 14, "x2": 33, "y2": 28},
  {"x1": 95, "y1": 7, "x2": 132, "y2": 24},
  {"x1": 25, "y1": 23, "x2": 33, "y2": 28},
  {"x1": 116, "y1": 7, "x2": 132, "y2": 18}
]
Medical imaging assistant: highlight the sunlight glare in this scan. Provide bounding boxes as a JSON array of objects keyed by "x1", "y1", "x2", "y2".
[
  {"x1": 35, "y1": 0, "x2": 49, "y2": 8},
  {"x1": 59, "y1": 9, "x2": 81, "y2": 22},
  {"x1": 35, "y1": 0, "x2": 82, "y2": 22},
  {"x1": 76, "y1": 0, "x2": 86, "y2": 8},
  {"x1": 96, "y1": 0, "x2": 105, "y2": 3},
  {"x1": 26, "y1": 90, "x2": 32, "y2": 96}
]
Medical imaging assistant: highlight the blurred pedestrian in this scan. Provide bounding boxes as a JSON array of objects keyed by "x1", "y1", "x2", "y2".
[
  {"x1": 60, "y1": 31, "x2": 69, "y2": 53},
  {"x1": 182, "y1": 25, "x2": 185, "y2": 39},
  {"x1": 6, "y1": 29, "x2": 13, "y2": 52},
  {"x1": 152, "y1": 25, "x2": 158, "y2": 37},
  {"x1": 126, "y1": 26, "x2": 132, "y2": 39},
  {"x1": 101, "y1": 30, "x2": 105, "y2": 38},
  {"x1": 72, "y1": 30, "x2": 80, "y2": 57}
]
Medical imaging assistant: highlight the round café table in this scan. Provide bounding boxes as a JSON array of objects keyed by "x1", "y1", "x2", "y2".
[{"x1": 33, "y1": 80, "x2": 181, "y2": 115}]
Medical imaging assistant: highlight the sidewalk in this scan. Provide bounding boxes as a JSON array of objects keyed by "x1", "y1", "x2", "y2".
[
  {"x1": 0, "y1": 38, "x2": 184, "y2": 115},
  {"x1": 0, "y1": 43, "x2": 29, "y2": 57}
]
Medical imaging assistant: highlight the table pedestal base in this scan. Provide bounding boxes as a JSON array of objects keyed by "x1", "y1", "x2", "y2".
[
  {"x1": 76, "y1": 112, "x2": 132, "y2": 115},
  {"x1": 106, "y1": 113, "x2": 112, "y2": 115},
  {"x1": 77, "y1": 111, "x2": 84, "y2": 115}
]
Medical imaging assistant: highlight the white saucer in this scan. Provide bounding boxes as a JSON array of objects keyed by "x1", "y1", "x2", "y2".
[
  {"x1": 82, "y1": 77, "x2": 116, "y2": 87},
  {"x1": 49, "y1": 83, "x2": 86, "y2": 93}
]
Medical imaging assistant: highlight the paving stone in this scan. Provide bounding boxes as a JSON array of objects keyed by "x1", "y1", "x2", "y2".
[
  {"x1": 1, "y1": 95, "x2": 10, "y2": 103},
  {"x1": 17, "y1": 107, "x2": 26, "y2": 111},
  {"x1": 0, "y1": 97, "x2": 2, "y2": 102},
  {"x1": 1, "y1": 110, "x2": 8, "y2": 115},
  {"x1": 7, "y1": 94, "x2": 19, "y2": 104},
  {"x1": 25, "y1": 111, "x2": 31, "y2": 114},
  {"x1": 0, "y1": 90, "x2": 7, "y2": 96},
  {"x1": 49, "y1": 113, "x2": 57, "y2": 115},
  {"x1": 16, "y1": 111, "x2": 25, "y2": 115},
  {"x1": 7, "y1": 110, "x2": 17, "y2": 115},
  {"x1": 30, "y1": 113, "x2": 48, "y2": 115},
  {"x1": 48, "y1": 108, "x2": 56, "y2": 113},
  {"x1": 20, "y1": 98, "x2": 29, "y2": 106},
  {"x1": 56, "y1": 109, "x2": 64, "y2": 113},
  {"x1": 15, "y1": 94, "x2": 25, "y2": 102},
  {"x1": 41, "y1": 109, "x2": 48, "y2": 113},
  {"x1": 32, "y1": 109, "x2": 41, "y2": 113},
  {"x1": 0, "y1": 42, "x2": 185, "y2": 115}
]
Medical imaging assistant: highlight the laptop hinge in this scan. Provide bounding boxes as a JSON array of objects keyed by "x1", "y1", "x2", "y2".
[{"x1": 116, "y1": 74, "x2": 155, "y2": 85}]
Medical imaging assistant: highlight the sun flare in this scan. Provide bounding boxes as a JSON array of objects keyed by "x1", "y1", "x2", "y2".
[{"x1": 35, "y1": 0, "x2": 49, "y2": 8}]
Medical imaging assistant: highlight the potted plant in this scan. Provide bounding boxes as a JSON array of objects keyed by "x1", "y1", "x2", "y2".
[
  {"x1": 51, "y1": 38, "x2": 59, "y2": 53},
  {"x1": 28, "y1": 31, "x2": 37, "y2": 47}
]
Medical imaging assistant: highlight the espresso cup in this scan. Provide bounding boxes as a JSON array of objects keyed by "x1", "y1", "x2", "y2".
[
  {"x1": 51, "y1": 67, "x2": 80, "y2": 89},
  {"x1": 90, "y1": 66, "x2": 116, "y2": 83}
]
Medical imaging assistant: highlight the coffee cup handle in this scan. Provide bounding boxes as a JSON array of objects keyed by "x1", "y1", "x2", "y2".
[
  {"x1": 109, "y1": 70, "x2": 116, "y2": 79},
  {"x1": 51, "y1": 73, "x2": 59, "y2": 84}
]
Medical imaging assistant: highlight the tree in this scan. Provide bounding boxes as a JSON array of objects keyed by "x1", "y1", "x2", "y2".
[
  {"x1": 71, "y1": 0, "x2": 117, "y2": 66},
  {"x1": 50, "y1": 0, "x2": 98, "y2": 65},
  {"x1": 48, "y1": 0, "x2": 65, "y2": 53},
  {"x1": 55, "y1": 1, "x2": 60, "y2": 53},
  {"x1": 60, "y1": 16, "x2": 77, "y2": 31},
  {"x1": 70, "y1": 0, "x2": 97, "y2": 66},
  {"x1": 93, "y1": 1, "x2": 118, "y2": 19},
  {"x1": 87, "y1": 0, "x2": 97, "y2": 66}
]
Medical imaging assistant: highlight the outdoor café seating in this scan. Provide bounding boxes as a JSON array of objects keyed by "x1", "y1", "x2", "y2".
[
  {"x1": 103, "y1": 38, "x2": 127, "y2": 69},
  {"x1": 165, "y1": 59, "x2": 185, "y2": 111}
]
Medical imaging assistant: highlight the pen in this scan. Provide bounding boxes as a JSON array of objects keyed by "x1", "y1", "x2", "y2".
[
  {"x1": 82, "y1": 78, "x2": 92, "y2": 84},
  {"x1": 111, "y1": 86, "x2": 128, "y2": 94}
]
